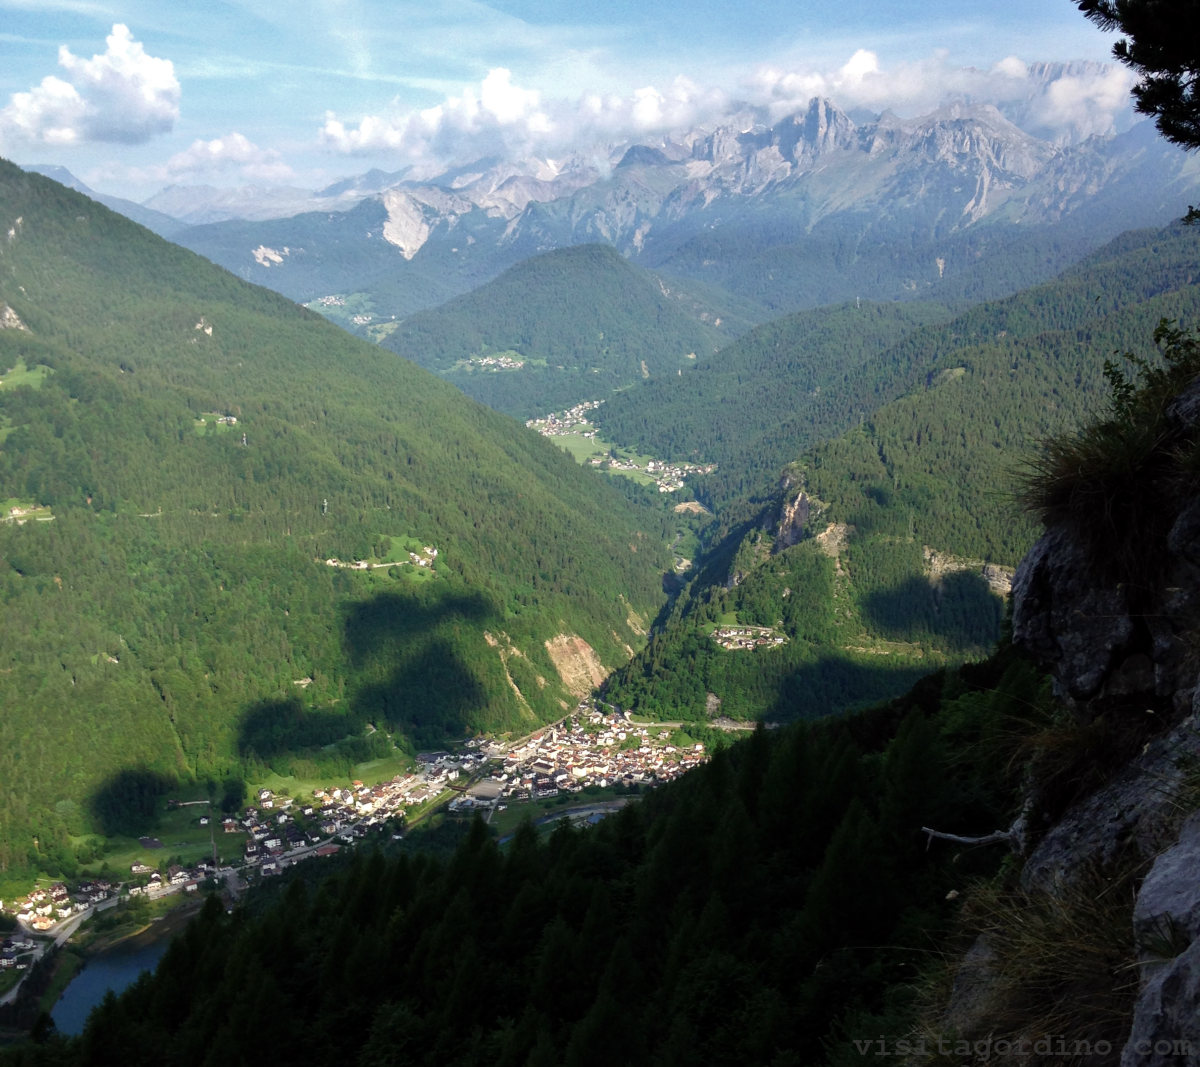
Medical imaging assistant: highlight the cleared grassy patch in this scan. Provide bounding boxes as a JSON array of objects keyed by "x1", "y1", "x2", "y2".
[
  {"x1": 0, "y1": 498, "x2": 52, "y2": 523},
  {"x1": 552, "y1": 427, "x2": 660, "y2": 487},
  {"x1": 0, "y1": 359, "x2": 51, "y2": 390},
  {"x1": 251, "y1": 748, "x2": 416, "y2": 805},
  {"x1": 192, "y1": 411, "x2": 242, "y2": 435}
]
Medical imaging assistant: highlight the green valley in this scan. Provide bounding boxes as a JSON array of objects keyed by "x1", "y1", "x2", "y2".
[
  {"x1": 380, "y1": 243, "x2": 728, "y2": 419},
  {"x1": 0, "y1": 160, "x2": 674, "y2": 888}
]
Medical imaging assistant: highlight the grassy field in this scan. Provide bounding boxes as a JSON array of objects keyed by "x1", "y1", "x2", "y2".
[
  {"x1": 0, "y1": 359, "x2": 50, "y2": 390},
  {"x1": 0, "y1": 967, "x2": 22, "y2": 998},
  {"x1": 308, "y1": 292, "x2": 376, "y2": 333},
  {"x1": 327, "y1": 535, "x2": 439, "y2": 584},
  {"x1": 78, "y1": 802, "x2": 239, "y2": 878},
  {"x1": 251, "y1": 747, "x2": 416, "y2": 810},
  {"x1": 73, "y1": 895, "x2": 199, "y2": 955},
  {"x1": 193, "y1": 412, "x2": 239, "y2": 435},
  {"x1": 36, "y1": 950, "x2": 83, "y2": 1014},
  {"x1": 61, "y1": 746, "x2": 420, "y2": 887},
  {"x1": 549, "y1": 425, "x2": 659, "y2": 487},
  {"x1": 0, "y1": 498, "x2": 52, "y2": 523}
]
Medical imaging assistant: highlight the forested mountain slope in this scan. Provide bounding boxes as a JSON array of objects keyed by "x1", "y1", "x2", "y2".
[
  {"x1": 604, "y1": 223, "x2": 1200, "y2": 723},
  {"x1": 0, "y1": 160, "x2": 670, "y2": 881},
  {"x1": 378, "y1": 244, "x2": 726, "y2": 419},
  {"x1": 597, "y1": 223, "x2": 1200, "y2": 512},
  {"x1": 1, "y1": 645, "x2": 1041, "y2": 1066}
]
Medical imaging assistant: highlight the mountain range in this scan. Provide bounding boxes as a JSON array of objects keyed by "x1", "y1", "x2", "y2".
[
  {"x1": 171, "y1": 102, "x2": 1200, "y2": 326},
  {"x1": 5, "y1": 44, "x2": 1200, "y2": 1061},
  {"x1": 32, "y1": 85, "x2": 1200, "y2": 341}
]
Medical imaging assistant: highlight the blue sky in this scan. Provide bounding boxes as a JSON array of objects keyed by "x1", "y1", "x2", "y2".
[{"x1": 0, "y1": 0, "x2": 1132, "y2": 200}]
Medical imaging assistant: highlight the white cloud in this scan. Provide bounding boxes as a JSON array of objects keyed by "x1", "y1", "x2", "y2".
[
  {"x1": 1030, "y1": 66, "x2": 1136, "y2": 140},
  {"x1": 0, "y1": 24, "x2": 179, "y2": 149},
  {"x1": 1, "y1": 76, "x2": 87, "y2": 146},
  {"x1": 320, "y1": 67, "x2": 553, "y2": 162},
  {"x1": 749, "y1": 51, "x2": 1136, "y2": 141},
  {"x1": 314, "y1": 48, "x2": 1137, "y2": 176},
  {"x1": 320, "y1": 67, "x2": 724, "y2": 164},
  {"x1": 162, "y1": 133, "x2": 295, "y2": 184}
]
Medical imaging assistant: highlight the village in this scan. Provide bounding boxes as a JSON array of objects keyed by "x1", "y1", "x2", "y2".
[
  {"x1": 451, "y1": 706, "x2": 707, "y2": 811},
  {"x1": 0, "y1": 704, "x2": 706, "y2": 987},
  {"x1": 463, "y1": 352, "x2": 525, "y2": 370},
  {"x1": 710, "y1": 625, "x2": 789, "y2": 651},
  {"x1": 526, "y1": 401, "x2": 715, "y2": 493},
  {"x1": 323, "y1": 543, "x2": 438, "y2": 571}
]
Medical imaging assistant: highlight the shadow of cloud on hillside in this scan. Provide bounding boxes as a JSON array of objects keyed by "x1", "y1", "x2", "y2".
[
  {"x1": 767, "y1": 654, "x2": 934, "y2": 725},
  {"x1": 341, "y1": 588, "x2": 495, "y2": 659},
  {"x1": 227, "y1": 587, "x2": 502, "y2": 774},
  {"x1": 351, "y1": 636, "x2": 489, "y2": 744},
  {"x1": 343, "y1": 588, "x2": 499, "y2": 746},
  {"x1": 859, "y1": 570, "x2": 1003, "y2": 653},
  {"x1": 88, "y1": 767, "x2": 176, "y2": 837},
  {"x1": 238, "y1": 696, "x2": 362, "y2": 762}
]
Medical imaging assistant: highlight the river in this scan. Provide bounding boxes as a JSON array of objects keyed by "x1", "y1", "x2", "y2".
[{"x1": 50, "y1": 914, "x2": 187, "y2": 1036}]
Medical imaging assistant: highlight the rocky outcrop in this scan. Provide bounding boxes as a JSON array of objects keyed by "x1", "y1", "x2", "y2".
[
  {"x1": 0, "y1": 302, "x2": 27, "y2": 331},
  {"x1": 544, "y1": 634, "x2": 608, "y2": 699},
  {"x1": 775, "y1": 491, "x2": 810, "y2": 550},
  {"x1": 1018, "y1": 709, "x2": 1200, "y2": 894},
  {"x1": 1003, "y1": 372, "x2": 1200, "y2": 1059},
  {"x1": 924, "y1": 546, "x2": 1014, "y2": 597},
  {"x1": 1121, "y1": 813, "x2": 1200, "y2": 1065},
  {"x1": 1012, "y1": 418, "x2": 1200, "y2": 722},
  {"x1": 1011, "y1": 526, "x2": 1142, "y2": 713}
]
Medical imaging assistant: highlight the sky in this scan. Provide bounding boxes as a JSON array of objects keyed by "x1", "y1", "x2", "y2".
[{"x1": 0, "y1": 0, "x2": 1136, "y2": 202}]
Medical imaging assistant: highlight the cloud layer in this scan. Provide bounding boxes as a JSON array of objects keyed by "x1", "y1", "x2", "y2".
[
  {"x1": 0, "y1": 24, "x2": 179, "y2": 149},
  {"x1": 319, "y1": 50, "x2": 1137, "y2": 171},
  {"x1": 159, "y1": 133, "x2": 295, "y2": 185}
]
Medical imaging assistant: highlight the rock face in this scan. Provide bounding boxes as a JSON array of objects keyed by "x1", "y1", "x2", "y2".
[
  {"x1": 1121, "y1": 813, "x2": 1200, "y2": 1066},
  {"x1": 775, "y1": 491, "x2": 811, "y2": 550},
  {"x1": 1006, "y1": 372, "x2": 1200, "y2": 1059},
  {"x1": 924, "y1": 546, "x2": 1014, "y2": 597},
  {"x1": 1011, "y1": 526, "x2": 1142, "y2": 713},
  {"x1": 544, "y1": 634, "x2": 608, "y2": 699},
  {"x1": 1011, "y1": 391, "x2": 1200, "y2": 722},
  {"x1": 0, "y1": 302, "x2": 27, "y2": 331}
]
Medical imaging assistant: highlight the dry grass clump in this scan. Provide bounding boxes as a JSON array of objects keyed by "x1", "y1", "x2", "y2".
[
  {"x1": 1020, "y1": 319, "x2": 1200, "y2": 587},
  {"x1": 907, "y1": 859, "x2": 1144, "y2": 1065}
]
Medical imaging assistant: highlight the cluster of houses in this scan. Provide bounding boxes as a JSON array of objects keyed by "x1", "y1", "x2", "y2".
[
  {"x1": 525, "y1": 400, "x2": 603, "y2": 437},
  {"x1": 230, "y1": 757, "x2": 486, "y2": 873},
  {"x1": 711, "y1": 625, "x2": 788, "y2": 651},
  {"x1": 525, "y1": 401, "x2": 715, "y2": 493},
  {"x1": 323, "y1": 544, "x2": 438, "y2": 572},
  {"x1": 4, "y1": 880, "x2": 116, "y2": 931},
  {"x1": 127, "y1": 860, "x2": 216, "y2": 896},
  {"x1": 227, "y1": 790, "x2": 333, "y2": 872},
  {"x1": 596, "y1": 455, "x2": 716, "y2": 493},
  {"x1": 4, "y1": 503, "x2": 51, "y2": 525},
  {"x1": 408, "y1": 545, "x2": 438, "y2": 567},
  {"x1": 448, "y1": 709, "x2": 707, "y2": 812},
  {"x1": 306, "y1": 751, "x2": 489, "y2": 829},
  {"x1": 1, "y1": 935, "x2": 36, "y2": 971},
  {"x1": 0, "y1": 708, "x2": 718, "y2": 952},
  {"x1": 467, "y1": 353, "x2": 525, "y2": 370}
]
